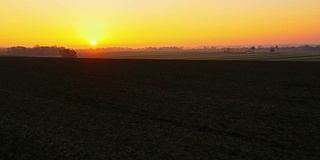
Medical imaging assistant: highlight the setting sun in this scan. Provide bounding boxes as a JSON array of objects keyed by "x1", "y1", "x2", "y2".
[{"x1": 90, "y1": 40, "x2": 97, "y2": 46}]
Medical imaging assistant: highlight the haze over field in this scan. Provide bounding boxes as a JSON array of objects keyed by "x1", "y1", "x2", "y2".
[{"x1": 1, "y1": 0, "x2": 320, "y2": 48}]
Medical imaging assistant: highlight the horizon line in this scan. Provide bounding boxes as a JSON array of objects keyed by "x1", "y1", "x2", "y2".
[{"x1": 1, "y1": 43, "x2": 320, "y2": 50}]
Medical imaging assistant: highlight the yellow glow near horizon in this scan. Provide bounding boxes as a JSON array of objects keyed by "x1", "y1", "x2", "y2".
[{"x1": 0, "y1": 0, "x2": 320, "y2": 48}]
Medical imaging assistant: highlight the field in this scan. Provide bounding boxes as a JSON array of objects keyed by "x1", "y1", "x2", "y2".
[
  {"x1": 77, "y1": 50, "x2": 320, "y2": 61},
  {"x1": 0, "y1": 57, "x2": 320, "y2": 159}
]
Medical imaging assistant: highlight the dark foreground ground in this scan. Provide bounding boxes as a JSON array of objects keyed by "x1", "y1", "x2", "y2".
[{"x1": 0, "y1": 57, "x2": 319, "y2": 159}]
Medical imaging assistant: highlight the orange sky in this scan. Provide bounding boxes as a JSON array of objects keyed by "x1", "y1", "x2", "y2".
[{"x1": 1, "y1": 0, "x2": 319, "y2": 48}]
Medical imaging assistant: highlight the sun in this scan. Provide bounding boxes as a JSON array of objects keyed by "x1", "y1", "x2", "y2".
[{"x1": 90, "y1": 40, "x2": 97, "y2": 46}]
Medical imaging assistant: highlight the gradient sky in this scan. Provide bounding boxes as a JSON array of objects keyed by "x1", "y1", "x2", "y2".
[{"x1": 1, "y1": 0, "x2": 319, "y2": 48}]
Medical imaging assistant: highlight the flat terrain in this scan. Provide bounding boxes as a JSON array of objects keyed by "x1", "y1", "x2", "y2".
[
  {"x1": 0, "y1": 57, "x2": 319, "y2": 159},
  {"x1": 77, "y1": 51, "x2": 320, "y2": 61}
]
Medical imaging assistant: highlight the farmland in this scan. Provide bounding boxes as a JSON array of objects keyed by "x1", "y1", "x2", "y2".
[
  {"x1": 77, "y1": 50, "x2": 320, "y2": 62},
  {"x1": 0, "y1": 57, "x2": 320, "y2": 159}
]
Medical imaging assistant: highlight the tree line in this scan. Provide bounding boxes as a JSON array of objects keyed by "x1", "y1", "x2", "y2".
[{"x1": 6, "y1": 46, "x2": 77, "y2": 58}]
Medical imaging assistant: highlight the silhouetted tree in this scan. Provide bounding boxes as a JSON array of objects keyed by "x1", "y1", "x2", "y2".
[
  {"x1": 270, "y1": 48, "x2": 276, "y2": 53},
  {"x1": 59, "y1": 49, "x2": 77, "y2": 58},
  {"x1": 251, "y1": 46, "x2": 256, "y2": 52},
  {"x1": 224, "y1": 48, "x2": 231, "y2": 53},
  {"x1": 301, "y1": 45, "x2": 317, "y2": 51}
]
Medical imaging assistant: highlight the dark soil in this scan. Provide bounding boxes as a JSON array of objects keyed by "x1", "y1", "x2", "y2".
[{"x1": 0, "y1": 57, "x2": 319, "y2": 159}]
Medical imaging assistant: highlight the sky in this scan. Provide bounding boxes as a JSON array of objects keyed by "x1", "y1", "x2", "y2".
[{"x1": 1, "y1": 0, "x2": 319, "y2": 48}]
